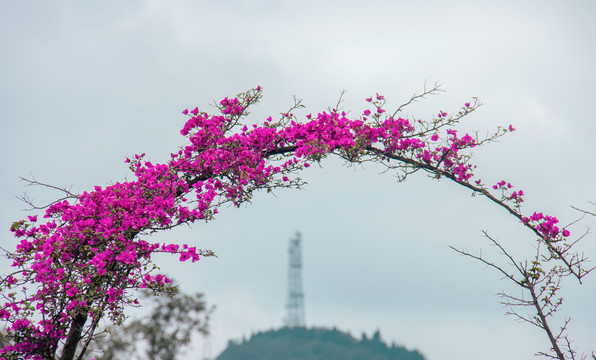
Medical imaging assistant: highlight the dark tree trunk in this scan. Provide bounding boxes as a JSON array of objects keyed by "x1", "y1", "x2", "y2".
[{"x1": 59, "y1": 312, "x2": 89, "y2": 360}]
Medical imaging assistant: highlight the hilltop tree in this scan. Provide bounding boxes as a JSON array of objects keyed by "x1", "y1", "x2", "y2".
[{"x1": 0, "y1": 85, "x2": 592, "y2": 359}]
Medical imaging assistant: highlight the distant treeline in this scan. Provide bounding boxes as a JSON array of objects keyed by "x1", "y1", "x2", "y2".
[{"x1": 216, "y1": 327, "x2": 426, "y2": 360}]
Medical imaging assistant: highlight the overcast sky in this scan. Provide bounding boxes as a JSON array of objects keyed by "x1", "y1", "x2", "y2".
[{"x1": 1, "y1": 1, "x2": 595, "y2": 359}]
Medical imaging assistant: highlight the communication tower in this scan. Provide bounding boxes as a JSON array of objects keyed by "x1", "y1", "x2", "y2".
[{"x1": 284, "y1": 232, "x2": 305, "y2": 327}]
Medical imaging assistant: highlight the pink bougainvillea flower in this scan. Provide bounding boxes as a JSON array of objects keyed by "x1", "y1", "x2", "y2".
[
  {"x1": 66, "y1": 286, "x2": 78, "y2": 297},
  {"x1": 2, "y1": 85, "x2": 574, "y2": 360}
]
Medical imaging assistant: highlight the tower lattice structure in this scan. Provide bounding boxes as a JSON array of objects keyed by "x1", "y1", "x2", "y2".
[{"x1": 284, "y1": 232, "x2": 305, "y2": 327}]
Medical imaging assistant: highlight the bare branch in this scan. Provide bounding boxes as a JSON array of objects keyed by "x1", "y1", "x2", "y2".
[
  {"x1": 392, "y1": 81, "x2": 444, "y2": 117},
  {"x1": 18, "y1": 176, "x2": 79, "y2": 211},
  {"x1": 571, "y1": 205, "x2": 596, "y2": 217},
  {"x1": 449, "y1": 244, "x2": 522, "y2": 286}
]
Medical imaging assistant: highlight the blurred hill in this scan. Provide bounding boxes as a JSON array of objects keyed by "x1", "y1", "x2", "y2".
[{"x1": 215, "y1": 327, "x2": 426, "y2": 360}]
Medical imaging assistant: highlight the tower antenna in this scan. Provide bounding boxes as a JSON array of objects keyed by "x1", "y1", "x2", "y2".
[{"x1": 284, "y1": 231, "x2": 305, "y2": 327}]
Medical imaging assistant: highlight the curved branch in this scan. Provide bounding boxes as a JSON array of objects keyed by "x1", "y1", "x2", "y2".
[{"x1": 365, "y1": 145, "x2": 586, "y2": 282}]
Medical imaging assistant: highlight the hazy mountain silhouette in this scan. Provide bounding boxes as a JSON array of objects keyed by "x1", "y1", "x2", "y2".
[{"x1": 215, "y1": 327, "x2": 426, "y2": 360}]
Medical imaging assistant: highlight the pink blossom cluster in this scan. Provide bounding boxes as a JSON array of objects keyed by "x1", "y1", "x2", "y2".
[
  {"x1": 522, "y1": 212, "x2": 570, "y2": 239},
  {"x1": 490, "y1": 180, "x2": 570, "y2": 240},
  {"x1": 491, "y1": 179, "x2": 526, "y2": 208},
  {"x1": 0, "y1": 86, "x2": 567, "y2": 359}
]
